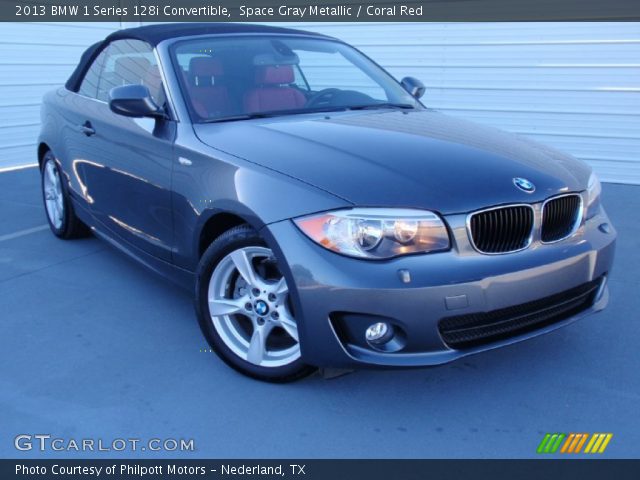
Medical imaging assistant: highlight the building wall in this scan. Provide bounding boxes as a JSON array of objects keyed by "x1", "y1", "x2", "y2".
[
  {"x1": 279, "y1": 22, "x2": 640, "y2": 184},
  {"x1": 0, "y1": 22, "x2": 120, "y2": 170},
  {"x1": 1, "y1": 22, "x2": 639, "y2": 184}
]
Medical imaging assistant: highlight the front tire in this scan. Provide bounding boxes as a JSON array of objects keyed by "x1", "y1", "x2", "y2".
[
  {"x1": 195, "y1": 225, "x2": 315, "y2": 382},
  {"x1": 41, "y1": 151, "x2": 89, "y2": 239}
]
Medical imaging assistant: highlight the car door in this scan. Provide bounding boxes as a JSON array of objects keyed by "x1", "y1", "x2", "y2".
[{"x1": 72, "y1": 39, "x2": 175, "y2": 262}]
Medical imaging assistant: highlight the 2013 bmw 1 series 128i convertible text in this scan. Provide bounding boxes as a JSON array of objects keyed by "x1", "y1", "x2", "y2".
[{"x1": 38, "y1": 23, "x2": 616, "y2": 382}]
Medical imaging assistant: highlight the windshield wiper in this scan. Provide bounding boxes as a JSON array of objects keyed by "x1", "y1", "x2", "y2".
[
  {"x1": 346, "y1": 103, "x2": 416, "y2": 111},
  {"x1": 200, "y1": 106, "x2": 349, "y2": 124},
  {"x1": 200, "y1": 113, "x2": 270, "y2": 124},
  {"x1": 199, "y1": 104, "x2": 416, "y2": 124}
]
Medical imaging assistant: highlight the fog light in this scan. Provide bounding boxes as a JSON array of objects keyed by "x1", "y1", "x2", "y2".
[{"x1": 365, "y1": 322, "x2": 393, "y2": 345}]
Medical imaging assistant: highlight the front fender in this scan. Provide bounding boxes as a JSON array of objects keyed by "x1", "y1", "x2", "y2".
[{"x1": 172, "y1": 138, "x2": 350, "y2": 270}]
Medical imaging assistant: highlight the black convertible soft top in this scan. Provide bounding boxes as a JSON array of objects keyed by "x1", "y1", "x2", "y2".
[{"x1": 65, "y1": 23, "x2": 329, "y2": 92}]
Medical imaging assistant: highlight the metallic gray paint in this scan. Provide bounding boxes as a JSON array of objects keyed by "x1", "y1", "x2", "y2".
[
  {"x1": 38, "y1": 31, "x2": 616, "y2": 369},
  {"x1": 193, "y1": 109, "x2": 590, "y2": 215}
]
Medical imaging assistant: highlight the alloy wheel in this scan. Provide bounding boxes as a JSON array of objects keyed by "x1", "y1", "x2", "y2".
[
  {"x1": 43, "y1": 159, "x2": 64, "y2": 229},
  {"x1": 207, "y1": 246, "x2": 300, "y2": 367}
]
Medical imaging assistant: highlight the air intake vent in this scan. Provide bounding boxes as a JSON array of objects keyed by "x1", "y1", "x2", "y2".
[
  {"x1": 541, "y1": 194, "x2": 582, "y2": 243},
  {"x1": 468, "y1": 205, "x2": 534, "y2": 254},
  {"x1": 438, "y1": 278, "x2": 602, "y2": 349}
]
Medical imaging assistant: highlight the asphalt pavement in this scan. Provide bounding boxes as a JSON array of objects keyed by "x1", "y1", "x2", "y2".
[{"x1": 1, "y1": 167, "x2": 638, "y2": 459}]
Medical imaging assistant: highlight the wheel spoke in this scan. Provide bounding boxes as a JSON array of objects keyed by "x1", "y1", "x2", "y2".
[
  {"x1": 277, "y1": 311, "x2": 299, "y2": 342},
  {"x1": 230, "y1": 250, "x2": 264, "y2": 288},
  {"x1": 209, "y1": 296, "x2": 247, "y2": 316},
  {"x1": 273, "y1": 276, "x2": 288, "y2": 295},
  {"x1": 50, "y1": 201, "x2": 61, "y2": 225},
  {"x1": 247, "y1": 324, "x2": 271, "y2": 365},
  {"x1": 46, "y1": 163, "x2": 56, "y2": 184}
]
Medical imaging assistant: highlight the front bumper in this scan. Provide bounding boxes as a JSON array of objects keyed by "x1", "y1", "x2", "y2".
[{"x1": 263, "y1": 204, "x2": 616, "y2": 368}]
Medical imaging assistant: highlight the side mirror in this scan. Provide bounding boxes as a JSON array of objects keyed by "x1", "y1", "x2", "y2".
[
  {"x1": 401, "y1": 77, "x2": 425, "y2": 99},
  {"x1": 109, "y1": 84, "x2": 164, "y2": 119}
]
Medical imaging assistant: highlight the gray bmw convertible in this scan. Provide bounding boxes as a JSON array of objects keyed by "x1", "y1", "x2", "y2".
[{"x1": 38, "y1": 23, "x2": 616, "y2": 382}]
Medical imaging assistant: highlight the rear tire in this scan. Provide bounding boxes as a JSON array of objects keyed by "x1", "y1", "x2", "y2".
[
  {"x1": 195, "y1": 225, "x2": 315, "y2": 383},
  {"x1": 41, "y1": 151, "x2": 90, "y2": 239}
]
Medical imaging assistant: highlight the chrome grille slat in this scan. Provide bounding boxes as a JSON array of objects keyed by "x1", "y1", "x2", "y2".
[
  {"x1": 468, "y1": 205, "x2": 534, "y2": 254},
  {"x1": 541, "y1": 194, "x2": 582, "y2": 243}
]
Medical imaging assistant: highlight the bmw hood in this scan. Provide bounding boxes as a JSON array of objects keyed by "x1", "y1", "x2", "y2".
[{"x1": 194, "y1": 110, "x2": 590, "y2": 215}]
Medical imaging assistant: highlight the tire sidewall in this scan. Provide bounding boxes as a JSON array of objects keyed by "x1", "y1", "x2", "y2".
[{"x1": 195, "y1": 226, "x2": 313, "y2": 382}]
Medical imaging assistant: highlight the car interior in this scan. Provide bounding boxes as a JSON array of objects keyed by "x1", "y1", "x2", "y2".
[
  {"x1": 177, "y1": 48, "x2": 313, "y2": 119},
  {"x1": 97, "y1": 38, "x2": 403, "y2": 122}
]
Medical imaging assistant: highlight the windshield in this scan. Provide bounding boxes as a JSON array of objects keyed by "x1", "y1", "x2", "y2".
[{"x1": 170, "y1": 35, "x2": 421, "y2": 122}]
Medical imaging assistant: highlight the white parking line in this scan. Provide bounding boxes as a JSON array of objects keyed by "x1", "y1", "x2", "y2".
[
  {"x1": 0, "y1": 163, "x2": 38, "y2": 174},
  {"x1": 0, "y1": 225, "x2": 49, "y2": 242}
]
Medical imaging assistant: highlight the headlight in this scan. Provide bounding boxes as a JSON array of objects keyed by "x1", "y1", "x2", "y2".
[
  {"x1": 586, "y1": 171, "x2": 602, "y2": 219},
  {"x1": 294, "y1": 208, "x2": 450, "y2": 259}
]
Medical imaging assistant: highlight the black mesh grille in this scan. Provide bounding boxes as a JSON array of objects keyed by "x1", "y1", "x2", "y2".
[
  {"x1": 542, "y1": 194, "x2": 582, "y2": 243},
  {"x1": 438, "y1": 278, "x2": 602, "y2": 349},
  {"x1": 469, "y1": 206, "x2": 534, "y2": 253}
]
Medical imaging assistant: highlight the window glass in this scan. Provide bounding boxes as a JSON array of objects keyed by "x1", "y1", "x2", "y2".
[
  {"x1": 171, "y1": 36, "x2": 419, "y2": 122},
  {"x1": 78, "y1": 48, "x2": 108, "y2": 99},
  {"x1": 291, "y1": 65, "x2": 310, "y2": 92},
  {"x1": 296, "y1": 50, "x2": 386, "y2": 100},
  {"x1": 98, "y1": 39, "x2": 165, "y2": 106}
]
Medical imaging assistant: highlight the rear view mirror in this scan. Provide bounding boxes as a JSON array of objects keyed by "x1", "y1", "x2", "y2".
[
  {"x1": 109, "y1": 84, "x2": 164, "y2": 118},
  {"x1": 401, "y1": 77, "x2": 425, "y2": 99}
]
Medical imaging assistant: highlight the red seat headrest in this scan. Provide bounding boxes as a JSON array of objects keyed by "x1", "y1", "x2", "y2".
[
  {"x1": 255, "y1": 65, "x2": 295, "y2": 85},
  {"x1": 189, "y1": 57, "x2": 224, "y2": 77}
]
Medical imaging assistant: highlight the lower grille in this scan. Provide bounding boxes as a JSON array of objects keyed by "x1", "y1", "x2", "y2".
[
  {"x1": 468, "y1": 205, "x2": 534, "y2": 254},
  {"x1": 542, "y1": 194, "x2": 582, "y2": 243},
  {"x1": 439, "y1": 278, "x2": 602, "y2": 349}
]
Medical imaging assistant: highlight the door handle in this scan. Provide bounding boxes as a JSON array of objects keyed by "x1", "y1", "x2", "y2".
[{"x1": 80, "y1": 121, "x2": 96, "y2": 137}]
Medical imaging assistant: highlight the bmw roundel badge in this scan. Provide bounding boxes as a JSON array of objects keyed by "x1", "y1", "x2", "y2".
[{"x1": 513, "y1": 177, "x2": 535, "y2": 193}]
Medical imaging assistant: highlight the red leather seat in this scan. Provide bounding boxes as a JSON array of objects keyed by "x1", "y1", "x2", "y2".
[
  {"x1": 243, "y1": 65, "x2": 306, "y2": 113},
  {"x1": 187, "y1": 57, "x2": 231, "y2": 118}
]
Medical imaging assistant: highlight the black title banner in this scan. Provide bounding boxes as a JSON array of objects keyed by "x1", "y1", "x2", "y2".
[
  {"x1": 3, "y1": 459, "x2": 640, "y2": 480},
  {"x1": 3, "y1": 0, "x2": 640, "y2": 22}
]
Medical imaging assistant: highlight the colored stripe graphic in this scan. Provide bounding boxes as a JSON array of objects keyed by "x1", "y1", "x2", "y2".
[
  {"x1": 545, "y1": 434, "x2": 559, "y2": 453},
  {"x1": 598, "y1": 434, "x2": 613, "y2": 453},
  {"x1": 574, "y1": 433, "x2": 589, "y2": 453},
  {"x1": 568, "y1": 433, "x2": 581, "y2": 453},
  {"x1": 550, "y1": 434, "x2": 566, "y2": 453},
  {"x1": 537, "y1": 434, "x2": 552, "y2": 454},
  {"x1": 537, "y1": 433, "x2": 565, "y2": 453},
  {"x1": 584, "y1": 434, "x2": 598, "y2": 453},
  {"x1": 539, "y1": 433, "x2": 612, "y2": 454},
  {"x1": 560, "y1": 434, "x2": 575, "y2": 453},
  {"x1": 585, "y1": 433, "x2": 613, "y2": 454}
]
